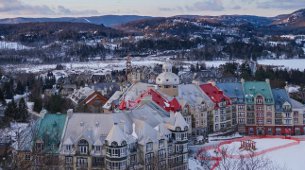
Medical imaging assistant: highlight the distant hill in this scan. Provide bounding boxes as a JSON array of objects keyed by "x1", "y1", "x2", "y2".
[
  {"x1": 0, "y1": 15, "x2": 152, "y2": 27},
  {"x1": 272, "y1": 9, "x2": 305, "y2": 28}
]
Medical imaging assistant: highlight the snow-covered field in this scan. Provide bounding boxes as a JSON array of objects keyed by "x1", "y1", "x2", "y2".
[
  {"x1": 189, "y1": 138, "x2": 305, "y2": 170},
  {"x1": 258, "y1": 59, "x2": 305, "y2": 70},
  {"x1": 0, "y1": 41, "x2": 32, "y2": 50},
  {"x1": 4, "y1": 58, "x2": 305, "y2": 74},
  {"x1": 220, "y1": 138, "x2": 296, "y2": 155}
]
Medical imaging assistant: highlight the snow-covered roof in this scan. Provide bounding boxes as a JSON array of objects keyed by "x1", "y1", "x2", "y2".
[
  {"x1": 103, "y1": 91, "x2": 123, "y2": 110},
  {"x1": 61, "y1": 112, "x2": 133, "y2": 149},
  {"x1": 290, "y1": 98, "x2": 305, "y2": 110},
  {"x1": 168, "y1": 112, "x2": 189, "y2": 131},
  {"x1": 156, "y1": 63, "x2": 180, "y2": 85},
  {"x1": 106, "y1": 123, "x2": 128, "y2": 145},
  {"x1": 156, "y1": 72, "x2": 180, "y2": 85},
  {"x1": 177, "y1": 84, "x2": 214, "y2": 108},
  {"x1": 69, "y1": 86, "x2": 95, "y2": 104}
]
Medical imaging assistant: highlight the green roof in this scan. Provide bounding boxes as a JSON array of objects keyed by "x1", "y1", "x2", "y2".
[
  {"x1": 242, "y1": 81, "x2": 274, "y2": 105},
  {"x1": 35, "y1": 114, "x2": 66, "y2": 154}
]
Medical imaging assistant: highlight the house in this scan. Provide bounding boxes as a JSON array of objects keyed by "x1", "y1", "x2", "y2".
[
  {"x1": 13, "y1": 113, "x2": 66, "y2": 169},
  {"x1": 242, "y1": 79, "x2": 275, "y2": 135},
  {"x1": 199, "y1": 82, "x2": 232, "y2": 133},
  {"x1": 58, "y1": 106, "x2": 189, "y2": 170},
  {"x1": 69, "y1": 86, "x2": 108, "y2": 113},
  {"x1": 116, "y1": 63, "x2": 214, "y2": 139},
  {"x1": 217, "y1": 82, "x2": 245, "y2": 133}
]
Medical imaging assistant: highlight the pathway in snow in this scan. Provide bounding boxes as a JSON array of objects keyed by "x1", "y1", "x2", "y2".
[{"x1": 192, "y1": 136, "x2": 304, "y2": 170}]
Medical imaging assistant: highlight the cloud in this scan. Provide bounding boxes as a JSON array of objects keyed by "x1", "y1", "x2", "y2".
[
  {"x1": 256, "y1": 0, "x2": 305, "y2": 10},
  {"x1": 186, "y1": 0, "x2": 224, "y2": 11},
  {"x1": 159, "y1": 7, "x2": 184, "y2": 12},
  {"x1": 231, "y1": 5, "x2": 241, "y2": 10},
  {"x1": 0, "y1": 0, "x2": 99, "y2": 17}
]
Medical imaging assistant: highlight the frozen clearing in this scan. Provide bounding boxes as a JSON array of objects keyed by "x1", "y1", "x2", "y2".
[
  {"x1": 189, "y1": 138, "x2": 305, "y2": 170},
  {"x1": 258, "y1": 59, "x2": 305, "y2": 70},
  {"x1": 4, "y1": 58, "x2": 305, "y2": 73}
]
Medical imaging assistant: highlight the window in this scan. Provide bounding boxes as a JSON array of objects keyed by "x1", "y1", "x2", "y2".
[
  {"x1": 159, "y1": 140, "x2": 165, "y2": 149},
  {"x1": 158, "y1": 149, "x2": 166, "y2": 160},
  {"x1": 130, "y1": 154, "x2": 137, "y2": 165},
  {"x1": 36, "y1": 142, "x2": 43, "y2": 152},
  {"x1": 249, "y1": 128, "x2": 254, "y2": 135},
  {"x1": 95, "y1": 145, "x2": 101, "y2": 152},
  {"x1": 215, "y1": 124, "x2": 219, "y2": 131},
  {"x1": 145, "y1": 152, "x2": 154, "y2": 164},
  {"x1": 77, "y1": 157, "x2": 88, "y2": 168},
  {"x1": 66, "y1": 145, "x2": 72, "y2": 152},
  {"x1": 146, "y1": 142, "x2": 153, "y2": 152},
  {"x1": 65, "y1": 156, "x2": 73, "y2": 165},
  {"x1": 92, "y1": 157, "x2": 103, "y2": 167},
  {"x1": 78, "y1": 139, "x2": 89, "y2": 155},
  {"x1": 25, "y1": 153, "x2": 31, "y2": 161}
]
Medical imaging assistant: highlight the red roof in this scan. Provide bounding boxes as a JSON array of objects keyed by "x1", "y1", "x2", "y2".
[
  {"x1": 118, "y1": 88, "x2": 181, "y2": 112},
  {"x1": 169, "y1": 97, "x2": 181, "y2": 112},
  {"x1": 199, "y1": 83, "x2": 231, "y2": 108},
  {"x1": 119, "y1": 100, "x2": 126, "y2": 110}
]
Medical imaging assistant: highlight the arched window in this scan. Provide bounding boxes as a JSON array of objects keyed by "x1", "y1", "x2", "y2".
[
  {"x1": 78, "y1": 139, "x2": 89, "y2": 155},
  {"x1": 111, "y1": 141, "x2": 118, "y2": 147},
  {"x1": 121, "y1": 140, "x2": 127, "y2": 146}
]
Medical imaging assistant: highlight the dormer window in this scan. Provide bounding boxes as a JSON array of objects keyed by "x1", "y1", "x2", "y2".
[
  {"x1": 66, "y1": 145, "x2": 72, "y2": 152},
  {"x1": 36, "y1": 141, "x2": 43, "y2": 152},
  {"x1": 78, "y1": 139, "x2": 89, "y2": 155},
  {"x1": 146, "y1": 142, "x2": 153, "y2": 152},
  {"x1": 95, "y1": 146, "x2": 101, "y2": 152},
  {"x1": 159, "y1": 139, "x2": 165, "y2": 149}
]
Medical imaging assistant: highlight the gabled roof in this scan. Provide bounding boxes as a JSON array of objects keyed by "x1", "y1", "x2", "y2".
[
  {"x1": 106, "y1": 124, "x2": 127, "y2": 145},
  {"x1": 199, "y1": 83, "x2": 231, "y2": 107},
  {"x1": 290, "y1": 98, "x2": 305, "y2": 110},
  {"x1": 272, "y1": 89, "x2": 291, "y2": 112},
  {"x1": 168, "y1": 112, "x2": 189, "y2": 131},
  {"x1": 243, "y1": 81, "x2": 274, "y2": 104},
  {"x1": 177, "y1": 84, "x2": 214, "y2": 108},
  {"x1": 216, "y1": 82, "x2": 244, "y2": 104}
]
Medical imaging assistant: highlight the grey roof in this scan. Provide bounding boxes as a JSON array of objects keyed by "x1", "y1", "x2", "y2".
[
  {"x1": 290, "y1": 98, "x2": 305, "y2": 110},
  {"x1": 177, "y1": 84, "x2": 214, "y2": 108},
  {"x1": 61, "y1": 113, "x2": 133, "y2": 147},
  {"x1": 217, "y1": 82, "x2": 245, "y2": 104}
]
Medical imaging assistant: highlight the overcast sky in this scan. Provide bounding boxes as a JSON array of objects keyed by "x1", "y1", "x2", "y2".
[{"x1": 0, "y1": 0, "x2": 304, "y2": 18}]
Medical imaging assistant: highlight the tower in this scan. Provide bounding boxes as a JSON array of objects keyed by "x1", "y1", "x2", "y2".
[
  {"x1": 156, "y1": 63, "x2": 180, "y2": 97},
  {"x1": 126, "y1": 55, "x2": 132, "y2": 82}
]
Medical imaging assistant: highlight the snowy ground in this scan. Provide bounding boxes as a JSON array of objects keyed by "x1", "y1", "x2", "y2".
[
  {"x1": 4, "y1": 58, "x2": 305, "y2": 74},
  {"x1": 258, "y1": 59, "x2": 305, "y2": 70},
  {"x1": 189, "y1": 137, "x2": 305, "y2": 170}
]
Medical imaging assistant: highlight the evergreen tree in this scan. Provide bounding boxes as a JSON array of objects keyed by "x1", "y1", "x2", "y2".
[
  {"x1": 18, "y1": 98, "x2": 28, "y2": 122},
  {"x1": 0, "y1": 88, "x2": 5, "y2": 105},
  {"x1": 16, "y1": 80, "x2": 25, "y2": 95},
  {"x1": 33, "y1": 97, "x2": 43, "y2": 113},
  {"x1": 4, "y1": 99, "x2": 17, "y2": 120}
]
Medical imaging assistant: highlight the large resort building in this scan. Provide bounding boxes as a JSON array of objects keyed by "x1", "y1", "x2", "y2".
[{"x1": 13, "y1": 62, "x2": 305, "y2": 170}]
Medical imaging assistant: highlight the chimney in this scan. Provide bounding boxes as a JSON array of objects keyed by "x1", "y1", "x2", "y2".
[
  {"x1": 67, "y1": 109, "x2": 73, "y2": 119},
  {"x1": 265, "y1": 79, "x2": 270, "y2": 84},
  {"x1": 119, "y1": 120, "x2": 125, "y2": 133}
]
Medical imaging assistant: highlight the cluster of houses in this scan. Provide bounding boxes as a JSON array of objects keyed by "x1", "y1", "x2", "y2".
[{"x1": 11, "y1": 62, "x2": 305, "y2": 170}]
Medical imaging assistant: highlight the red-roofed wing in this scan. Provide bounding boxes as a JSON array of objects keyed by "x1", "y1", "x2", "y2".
[{"x1": 169, "y1": 97, "x2": 181, "y2": 112}]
